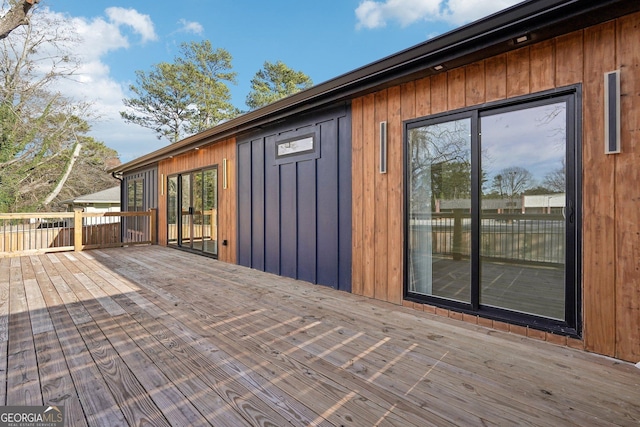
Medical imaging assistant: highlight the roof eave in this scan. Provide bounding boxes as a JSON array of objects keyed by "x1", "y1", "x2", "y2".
[{"x1": 111, "y1": 0, "x2": 640, "y2": 174}]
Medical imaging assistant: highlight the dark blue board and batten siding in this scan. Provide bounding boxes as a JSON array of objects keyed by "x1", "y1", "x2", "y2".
[{"x1": 237, "y1": 105, "x2": 352, "y2": 292}]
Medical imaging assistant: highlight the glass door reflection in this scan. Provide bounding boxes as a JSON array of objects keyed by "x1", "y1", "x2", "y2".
[{"x1": 480, "y1": 102, "x2": 567, "y2": 320}]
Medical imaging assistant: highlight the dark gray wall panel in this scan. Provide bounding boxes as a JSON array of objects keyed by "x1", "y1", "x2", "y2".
[
  {"x1": 264, "y1": 135, "x2": 280, "y2": 275},
  {"x1": 237, "y1": 142, "x2": 252, "y2": 267},
  {"x1": 279, "y1": 162, "x2": 297, "y2": 279},
  {"x1": 237, "y1": 103, "x2": 352, "y2": 291},
  {"x1": 251, "y1": 139, "x2": 265, "y2": 270},
  {"x1": 316, "y1": 119, "x2": 339, "y2": 288},
  {"x1": 338, "y1": 114, "x2": 353, "y2": 293},
  {"x1": 297, "y1": 159, "x2": 317, "y2": 284}
]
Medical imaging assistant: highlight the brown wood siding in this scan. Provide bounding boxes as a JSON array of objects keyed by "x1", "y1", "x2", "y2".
[
  {"x1": 615, "y1": 12, "x2": 640, "y2": 361},
  {"x1": 157, "y1": 138, "x2": 237, "y2": 264},
  {"x1": 351, "y1": 13, "x2": 640, "y2": 362}
]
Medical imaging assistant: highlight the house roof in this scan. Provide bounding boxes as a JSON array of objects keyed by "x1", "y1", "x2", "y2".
[
  {"x1": 61, "y1": 186, "x2": 121, "y2": 205},
  {"x1": 111, "y1": 0, "x2": 640, "y2": 175}
]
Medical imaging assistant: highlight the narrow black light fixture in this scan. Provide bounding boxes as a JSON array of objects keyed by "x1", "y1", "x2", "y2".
[
  {"x1": 379, "y1": 121, "x2": 387, "y2": 174},
  {"x1": 604, "y1": 70, "x2": 621, "y2": 154}
]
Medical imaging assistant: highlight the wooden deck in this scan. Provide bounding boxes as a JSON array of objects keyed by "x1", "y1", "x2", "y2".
[{"x1": 2, "y1": 246, "x2": 639, "y2": 426}]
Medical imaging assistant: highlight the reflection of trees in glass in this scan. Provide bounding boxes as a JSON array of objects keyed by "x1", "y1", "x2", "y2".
[
  {"x1": 536, "y1": 103, "x2": 567, "y2": 151},
  {"x1": 543, "y1": 159, "x2": 566, "y2": 193},
  {"x1": 167, "y1": 177, "x2": 178, "y2": 225},
  {"x1": 409, "y1": 119, "x2": 471, "y2": 213},
  {"x1": 203, "y1": 169, "x2": 217, "y2": 226},
  {"x1": 491, "y1": 166, "x2": 533, "y2": 198},
  {"x1": 126, "y1": 180, "x2": 144, "y2": 211},
  {"x1": 193, "y1": 172, "x2": 203, "y2": 225}
]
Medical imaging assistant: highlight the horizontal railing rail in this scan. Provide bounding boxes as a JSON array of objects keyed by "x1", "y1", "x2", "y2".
[{"x1": 0, "y1": 209, "x2": 156, "y2": 257}]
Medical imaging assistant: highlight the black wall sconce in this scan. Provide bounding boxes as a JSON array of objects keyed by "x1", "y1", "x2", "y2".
[{"x1": 604, "y1": 70, "x2": 621, "y2": 154}]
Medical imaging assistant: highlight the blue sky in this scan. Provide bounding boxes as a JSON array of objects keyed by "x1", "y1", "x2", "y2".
[{"x1": 34, "y1": 0, "x2": 522, "y2": 162}]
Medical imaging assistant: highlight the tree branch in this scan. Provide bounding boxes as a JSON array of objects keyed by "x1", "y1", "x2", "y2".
[
  {"x1": 43, "y1": 137, "x2": 82, "y2": 206},
  {"x1": 0, "y1": 0, "x2": 39, "y2": 40}
]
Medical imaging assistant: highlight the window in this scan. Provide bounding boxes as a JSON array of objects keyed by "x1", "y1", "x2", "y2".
[
  {"x1": 405, "y1": 88, "x2": 580, "y2": 335},
  {"x1": 408, "y1": 114, "x2": 472, "y2": 303},
  {"x1": 167, "y1": 169, "x2": 218, "y2": 257},
  {"x1": 277, "y1": 135, "x2": 314, "y2": 157},
  {"x1": 274, "y1": 132, "x2": 319, "y2": 165},
  {"x1": 127, "y1": 179, "x2": 144, "y2": 211}
]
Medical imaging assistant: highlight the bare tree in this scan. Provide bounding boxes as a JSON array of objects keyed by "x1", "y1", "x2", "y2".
[
  {"x1": 543, "y1": 159, "x2": 566, "y2": 193},
  {"x1": 492, "y1": 166, "x2": 533, "y2": 198},
  {"x1": 0, "y1": 0, "x2": 39, "y2": 39},
  {"x1": 0, "y1": 4, "x2": 114, "y2": 212}
]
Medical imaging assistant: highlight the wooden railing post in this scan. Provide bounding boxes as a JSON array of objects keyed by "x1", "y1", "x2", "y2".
[
  {"x1": 149, "y1": 208, "x2": 157, "y2": 244},
  {"x1": 74, "y1": 208, "x2": 84, "y2": 251}
]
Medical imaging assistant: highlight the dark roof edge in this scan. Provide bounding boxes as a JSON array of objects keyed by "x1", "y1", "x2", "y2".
[{"x1": 111, "y1": 0, "x2": 638, "y2": 174}]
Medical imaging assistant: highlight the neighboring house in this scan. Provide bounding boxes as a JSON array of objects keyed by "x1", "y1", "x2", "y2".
[
  {"x1": 61, "y1": 186, "x2": 121, "y2": 213},
  {"x1": 62, "y1": 186, "x2": 121, "y2": 226},
  {"x1": 110, "y1": 0, "x2": 640, "y2": 362}
]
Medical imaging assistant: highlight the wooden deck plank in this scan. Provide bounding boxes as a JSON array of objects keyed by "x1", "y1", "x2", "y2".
[
  {"x1": 77, "y1": 251, "x2": 307, "y2": 427},
  {"x1": 7, "y1": 257, "x2": 42, "y2": 406},
  {"x1": 0, "y1": 257, "x2": 10, "y2": 405},
  {"x1": 99, "y1": 249, "x2": 636, "y2": 423},
  {"x1": 100, "y1": 272, "x2": 330, "y2": 426},
  {"x1": 121, "y1": 251, "x2": 567, "y2": 426},
  {"x1": 132, "y1": 247, "x2": 637, "y2": 424},
  {"x1": 96, "y1": 250, "x2": 432, "y2": 427},
  {"x1": 27, "y1": 255, "x2": 87, "y2": 425},
  {"x1": 110, "y1": 250, "x2": 456, "y2": 426},
  {"x1": 38, "y1": 253, "x2": 128, "y2": 427},
  {"x1": 53, "y1": 253, "x2": 176, "y2": 427},
  {"x1": 72, "y1": 255, "x2": 259, "y2": 427},
  {"x1": 3, "y1": 246, "x2": 639, "y2": 426}
]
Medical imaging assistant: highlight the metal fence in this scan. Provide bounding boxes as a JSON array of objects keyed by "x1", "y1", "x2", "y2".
[
  {"x1": 410, "y1": 212, "x2": 565, "y2": 265},
  {"x1": 0, "y1": 209, "x2": 156, "y2": 257}
]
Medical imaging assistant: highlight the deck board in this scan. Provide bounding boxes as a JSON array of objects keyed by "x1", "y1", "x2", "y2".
[{"x1": 2, "y1": 246, "x2": 639, "y2": 426}]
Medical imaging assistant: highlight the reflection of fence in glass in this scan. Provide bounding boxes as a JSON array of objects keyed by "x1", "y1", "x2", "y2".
[
  {"x1": 167, "y1": 209, "x2": 217, "y2": 244},
  {"x1": 410, "y1": 212, "x2": 565, "y2": 265}
]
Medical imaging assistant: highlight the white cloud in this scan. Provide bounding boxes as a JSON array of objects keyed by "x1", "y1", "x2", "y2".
[
  {"x1": 177, "y1": 19, "x2": 204, "y2": 35},
  {"x1": 355, "y1": 0, "x2": 523, "y2": 29},
  {"x1": 28, "y1": 7, "x2": 162, "y2": 161},
  {"x1": 105, "y1": 7, "x2": 157, "y2": 43},
  {"x1": 70, "y1": 16, "x2": 130, "y2": 58},
  {"x1": 443, "y1": 0, "x2": 524, "y2": 25}
]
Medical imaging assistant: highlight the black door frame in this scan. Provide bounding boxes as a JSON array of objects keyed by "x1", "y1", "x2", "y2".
[
  {"x1": 168, "y1": 166, "x2": 219, "y2": 258},
  {"x1": 403, "y1": 85, "x2": 582, "y2": 337}
]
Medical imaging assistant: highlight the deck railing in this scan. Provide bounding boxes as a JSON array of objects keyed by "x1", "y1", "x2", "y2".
[
  {"x1": 0, "y1": 209, "x2": 156, "y2": 257},
  {"x1": 410, "y1": 211, "x2": 565, "y2": 265}
]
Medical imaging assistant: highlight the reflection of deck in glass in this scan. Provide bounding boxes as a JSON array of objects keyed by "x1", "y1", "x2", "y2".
[
  {"x1": 409, "y1": 212, "x2": 565, "y2": 320},
  {"x1": 410, "y1": 254, "x2": 565, "y2": 320}
]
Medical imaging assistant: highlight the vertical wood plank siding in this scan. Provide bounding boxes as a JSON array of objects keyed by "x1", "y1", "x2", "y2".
[
  {"x1": 157, "y1": 138, "x2": 237, "y2": 264},
  {"x1": 350, "y1": 14, "x2": 640, "y2": 362},
  {"x1": 615, "y1": 13, "x2": 640, "y2": 361}
]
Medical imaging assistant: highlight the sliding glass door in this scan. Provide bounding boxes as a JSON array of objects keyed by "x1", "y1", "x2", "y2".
[
  {"x1": 480, "y1": 101, "x2": 568, "y2": 320},
  {"x1": 167, "y1": 168, "x2": 218, "y2": 257},
  {"x1": 406, "y1": 89, "x2": 579, "y2": 334},
  {"x1": 408, "y1": 114, "x2": 472, "y2": 303}
]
